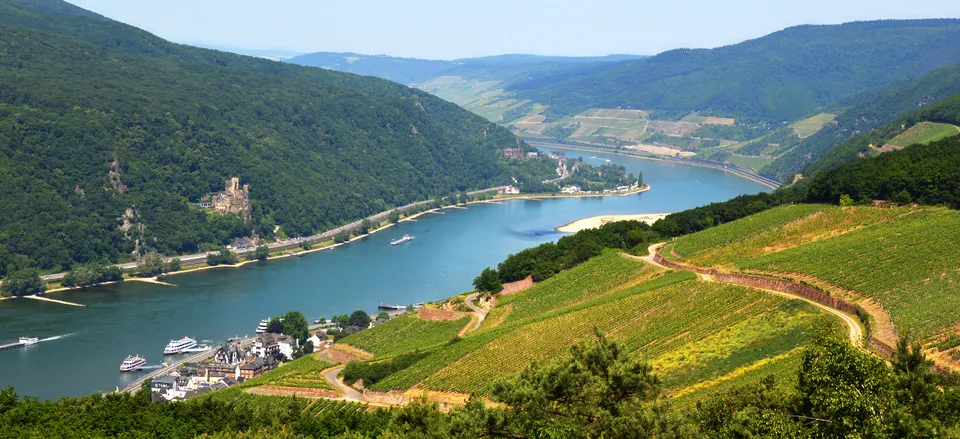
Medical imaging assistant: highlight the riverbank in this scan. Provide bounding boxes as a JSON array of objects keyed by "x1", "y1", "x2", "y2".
[
  {"x1": 27, "y1": 185, "x2": 654, "y2": 296},
  {"x1": 527, "y1": 140, "x2": 781, "y2": 190},
  {"x1": 556, "y1": 213, "x2": 670, "y2": 233}
]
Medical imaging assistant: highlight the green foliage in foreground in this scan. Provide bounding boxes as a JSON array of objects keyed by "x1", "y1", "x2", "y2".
[{"x1": 7, "y1": 330, "x2": 958, "y2": 438}]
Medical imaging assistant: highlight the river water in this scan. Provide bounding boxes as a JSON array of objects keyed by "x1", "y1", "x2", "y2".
[{"x1": 0, "y1": 147, "x2": 768, "y2": 399}]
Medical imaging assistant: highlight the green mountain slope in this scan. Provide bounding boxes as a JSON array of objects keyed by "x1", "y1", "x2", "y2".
[
  {"x1": 760, "y1": 60, "x2": 960, "y2": 181},
  {"x1": 508, "y1": 20, "x2": 960, "y2": 122},
  {"x1": 0, "y1": 0, "x2": 551, "y2": 276}
]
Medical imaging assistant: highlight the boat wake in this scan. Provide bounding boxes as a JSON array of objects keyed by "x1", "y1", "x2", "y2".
[{"x1": 40, "y1": 333, "x2": 73, "y2": 343}]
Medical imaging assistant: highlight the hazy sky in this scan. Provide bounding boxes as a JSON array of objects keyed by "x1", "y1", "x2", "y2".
[{"x1": 67, "y1": 0, "x2": 960, "y2": 59}]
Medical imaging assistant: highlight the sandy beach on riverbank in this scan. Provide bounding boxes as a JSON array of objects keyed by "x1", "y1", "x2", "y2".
[{"x1": 556, "y1": 213, "x2": 670, "y2": 233}]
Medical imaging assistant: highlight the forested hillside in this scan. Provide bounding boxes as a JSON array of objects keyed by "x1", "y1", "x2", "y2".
[
  {"x1": 760, "y1": 60, "x2": 960, "y2": 181},
  {"x1": 508, "y1": 20, "x2": 960, "y2": 122},
  {"x1": 0, "y1": 0, "x2": 552, "y2": 277}
]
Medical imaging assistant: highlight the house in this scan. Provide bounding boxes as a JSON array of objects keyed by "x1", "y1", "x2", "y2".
[
  {"x1": 500, "y1": 186, "x2": 520, "y2": 195},
  {"x1": 527, "y1": 152, "x2": 539, "y2": 159},
  {"x1": 277, "y1": 335, "x2": 296, "y2": 360},
  {"x1": 307, "y1": 332, "x2": 325, "y2": 350},
  {"x1": 502, "y1": 148, "x2": 524, "y2": 159},
  {"x1": 239, "y1": 356, "x2": 277, "y2": 379},
  {"x1": 150, "y1": 375, "x2": 178, "y2": 392},
  {"x1": 254, "y1": 333, "x2": 281, "y2": 358},
  {"x1": 214, "y1": 343, "x2": 243, "y2": 365}
]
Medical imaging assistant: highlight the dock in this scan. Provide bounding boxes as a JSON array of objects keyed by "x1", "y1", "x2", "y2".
[{"x1": 24, "y1": 295, "x2": 85, "y2": 307}]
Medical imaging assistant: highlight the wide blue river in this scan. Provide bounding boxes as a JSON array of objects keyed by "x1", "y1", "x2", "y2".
[{"x1": 0, "y1": 147, "x2": 768, "y2": 399}]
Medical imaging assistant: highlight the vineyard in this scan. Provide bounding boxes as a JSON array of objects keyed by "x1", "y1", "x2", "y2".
[
  {"x1": 339, "y1": 313, "x2": 469, "y2": 358},
  {"x1": 417, "y1": 280, "x2": 821, "y2": 395},
  {"x1": 251, "y1": 355, "x2": 334, "y2": 390},
  {"x1": 740, "y1": 207, "x2": 960, "y2": 342},
  {"x1": 667, "y1": 204, "x2": 907, "y2": 267},
  {"x1": 495, "y1": 251, "x2": 660, "y2": 324},
  {"x1": 370, "y1": 271, "x2": 695, "y2": 392},
  {"x1": 669, "y1": 347, "x2": 806, "y2": 409}
]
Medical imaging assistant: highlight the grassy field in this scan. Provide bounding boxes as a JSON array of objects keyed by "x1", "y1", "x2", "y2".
[
  {"x1": 493, "y1": 251, "x2": 660, "y2": 325},
  {"x1": 666, "y1": 204, "x2": 907, "y2": 267},
  {"x1": 791, "y1": 113, "x2": 836, "y2": 138},
  {"x1": 418, "y1": 280, "x2": 819, "y2": 394},
  {"x1": 726, "y1": 154, "x2": 774, "y2": 170},
  {"x1": 740, "y1": 207, "x2": 960, "y2": 342},
  {"x1": 670, "y1": 347, "x2": 805, "y2": 409},
  {"x1": 888, "y1": 121, "x2": 960, "y2": 147},
  {"x1": 339, "y1": 313, "x2": 469, "y2": 358}
]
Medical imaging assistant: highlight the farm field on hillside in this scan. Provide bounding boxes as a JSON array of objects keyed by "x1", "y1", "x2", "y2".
[
  {"x1": 740, "y1": 208, "x2": 960, "y2": 341},
  {"x1": 375, "y1": 271, "x2": 695, "y2": 392},
  {"x1": 670, "y1": 347, "x2": 805, "y2": 409},
  {"x1": 418, "y1": 280, "x2": 817, "y2": 394},
  {"x1": 791, "y1": 113, "x2": 836, "y2": 138},
  {"x1": 668, "y1": 204, "x2": 906, "y2": 266},
  {"x1": 496, "y1": 251, "x2": 659, "y2": 324},
  {"x1": 888, "y1": 121, "x2": 960, "y2": 147},
  {"x1": 339, "y1": 313, "x2": 469, "y2": 358}
]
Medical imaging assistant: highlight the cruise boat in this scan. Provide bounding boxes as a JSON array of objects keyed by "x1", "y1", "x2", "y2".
[
  {"x1": 390, "y1": 234, "x2": 414, "y2": 246},
  {"x1": 256, "y1": 318, "x2": 270, "y2": 333},
  {"x1": 19, "y1": 337, "x2": 39, "y2": 346},
  {"x1": 120, "y1": 355, "x2": 147, "y2": 372},
  {"x1": 163, "y1": 337, "x2": 197, "y2": 355}
]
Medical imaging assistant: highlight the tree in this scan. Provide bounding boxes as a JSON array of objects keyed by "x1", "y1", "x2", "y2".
[
  {"x1": 207, "y1": 249, "x2": 238, "y2": 266},
  {"x1": 282, "y1": 311, "x2": 309, "y2": 344},
  {"x1": 360, "y1": 219, "x2": 372, "y2": 234},
  {"x1": 347, "y1": 310, "x2": 371, "y2": 329},
  {"x1": 166, "y1": 258, "x2": 181, "y2": 273},
  {"x1": 0, "y1": 269, "x2": 46, "y2": 297},
  {"x1": 266, "y1": 317, "x2": 284, "y2": 334},
  {"x1": 302, "y1": 340, "x2": 314, "y2": 355},
  {"x1": 136, "y1": 251, "x2": 164, "y2": 277},
  {"x1": 376, "y1": 311, "x2": 390, "y2": 321},
  {"x1": 389, "y1": 211, "x2": 401, "y2": 224},
  {"x1": 839, "y1": 193, "x2": 855, "y2": 206},
  {"x1": 249, "y1": 245, "x2": 269, "y2": 261},
  {"x1": 473, "y1": 267, "x2": 503, "y2": 294},
  {"x1": 334, "y1": 231, "x2": 350, "y2": 244}
]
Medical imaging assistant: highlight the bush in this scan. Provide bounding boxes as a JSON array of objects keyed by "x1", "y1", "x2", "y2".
[
  {"x1": 1, "y1": 269, "x2": 45, "y2": 297},
  {"x1": 207, "y1": 249, "x2": 238, "y2": 266},
  {"x1": 136, "y1": 252, "x2": 164, "y2": 277},
  {"x1": 166, "y1": 258, "x2": 182, "y2": 273}
]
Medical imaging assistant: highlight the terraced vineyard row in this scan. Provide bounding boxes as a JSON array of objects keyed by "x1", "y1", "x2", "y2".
[
  {"x1": 372, "y1": 272, "x2": 695, "y2": 392},
  {"x1": 669, "y1": 204, "x2": 906, "y2": 266},
  {"x1": 419, "y1": 280, "x2": 812, "y2": 394},
  {"x1": 669, "y1": 204, "x2": 825, "y2": 259},
  {"x1": 339, "y1": 313, "x2": 469, "y2": 358},
  {"x1": 497, "y1": 251, "x2": 659, "y2": 323},
  {"x1": 242, "y1": 354, "x2": 335, "y2": 390},
  {"x1": 669, "y1": 348, "x2": 805, "y2": 409},
  {"x1": 740, "y1": 207, "x2": 960, "y2": 341}
]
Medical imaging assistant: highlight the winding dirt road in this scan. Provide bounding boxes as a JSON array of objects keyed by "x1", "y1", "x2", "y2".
[
  {"x1": 464, "y1": 293, "x2": 488, "y2": 332},
  {"x1": 323, "y1": 365, "x2": 363, "y2": 402},
  {"x1": 631, "y1": 243, "x2": 863, "y2": 347}
]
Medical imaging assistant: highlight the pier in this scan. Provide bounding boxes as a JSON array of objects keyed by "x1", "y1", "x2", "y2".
[{"x1": 24, "y1": 295, "x2": 85, "y2": 307}]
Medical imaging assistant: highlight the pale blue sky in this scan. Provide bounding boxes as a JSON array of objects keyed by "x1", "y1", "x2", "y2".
[{"x1": 68, "y1": 0, "x2": 960, "y2": 59}]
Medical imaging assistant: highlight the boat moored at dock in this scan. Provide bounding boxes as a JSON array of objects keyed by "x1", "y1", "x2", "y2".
[
  {"x1": 120, "y1": 355, "x2": 148, "y2": 372},
  {"x1": 163, "y1": 337, "x2": 197, "y2": 355},
  {"x1": 256, "y1": 319, "x2": 270, "y2": 333}
]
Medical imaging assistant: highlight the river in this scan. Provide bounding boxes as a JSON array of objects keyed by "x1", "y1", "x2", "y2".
[{"x1": 0, "y1": 147, "x2": 769, "y2": 399}]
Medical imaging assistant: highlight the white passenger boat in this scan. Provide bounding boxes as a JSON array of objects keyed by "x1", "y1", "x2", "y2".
[
  {"x1": 19, "y1": 337, "x2": 39, "y2": 346},
  {"x1": 163, "y1": 337, "x2": 197, "y2": 355},
  {"x1": 390, "y1": 234, "x2": 414, "y2": 246},
  {"x1": 256, "y1": 318, "x2": 270, "y2": 333},
  {"x1": 120, "y1": 355, "x2": 147, "y2": 372}
]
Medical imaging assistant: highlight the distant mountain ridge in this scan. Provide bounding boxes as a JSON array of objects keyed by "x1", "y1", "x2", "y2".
[
  {"x1": 507, "y1": 19, "x2": 960, "y2": 122},
  {"x1": 286, "y1": 52, "x2": 646, "y2": 85}
]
